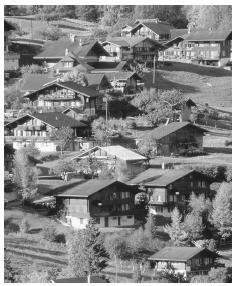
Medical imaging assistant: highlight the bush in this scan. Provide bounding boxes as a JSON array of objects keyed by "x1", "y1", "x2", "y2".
[
  {"x1": 224, "y1": 139, "x2": 232, "y2": 146},
  {"x1": 42, "y1": 222, "x2": 57, "y2": 242},
  {"x1": 19, "y1": 218, "x2": 30, "y2": 233}
]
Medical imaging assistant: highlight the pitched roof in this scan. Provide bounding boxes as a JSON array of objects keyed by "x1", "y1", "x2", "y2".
[
  {"x1": 54, "y1": 276, "x2": 107, "y2": 283},
  {"x1": 34, "y1": 40, "x2": 109, "y2": 59},
  {"x1": 105, "y1": 72, "x2": 141, "y2": 81},
  {"x1": 21, "y1": 74, "x2": 56, "y2": 92},
  {"x1": 150, "y1": 122, "x2": 206, "y2": 141},
  {"x1": 23, "y1": 80, "x2": 101, "y2": 99},
  {"x1": 5, "y1": 112, "x2": 87, "y2": 129},
  {"x1": 131, "y1": 21, "x2": 174, "y2": 36},
  {"x1": 129, "y1": 168, "x2": 194, "y2": 186},
  {"x1": 170, "y1": 29, "x2": 188, "y2": 39},
  {"x1": 104, "y1": 37, "x2": 165, "y2": 49},
  {"x1": 89, "y1": 61, "x2": 129, "y2": 72},
  {"x1": 149, "y1": 247, "x2": 218, "y2": 262},
  {"x1": 71, "y1": 145, "x2": 147, "y2": 162},
  {"x1": 185, "y1": 30, "x2": 232, "y2": 42},
  {"x1": 101, "y1": 145, "x2": 147, "y2": 161},
  {"x1": 85, "y1": 73, "x2": 107, "y2": 88},
  {"x1": 52, "y1": 179, "x2": 121, "y2": 197}
]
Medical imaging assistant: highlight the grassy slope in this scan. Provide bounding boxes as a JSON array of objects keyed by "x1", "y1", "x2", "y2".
[{"x1": 143, "y1": 62, "x2": 232, "y2": 110}]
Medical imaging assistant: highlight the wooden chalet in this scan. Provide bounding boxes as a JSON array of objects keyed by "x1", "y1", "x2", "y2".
[
  {"x1": 102, "y1": 37, "x2": 165, "y2": 67},
  {"x1": 52, "y1": 179, "x2": 139, "y2": 228},
  {"x1": 22, "y1": 80, "x2": 102, "y2": 117},
  {"x1": 33, "y1": 39, "x2": 109, "y2": 68},
  {"x1": 4, "y1": 112, "x2": 88, "y2": 151},
  {"x1": 184, "y1": 30, "x2": 232, "y2": 66},
  {"x1": 129, "y1": 168, "x2": 213, "y2": 221},
  {"x1": 150, "y1": 122, "x2": 207, "y2": 156},
  {"x1": 149, "y1": 247, "x2": 220, "y2": 278}
]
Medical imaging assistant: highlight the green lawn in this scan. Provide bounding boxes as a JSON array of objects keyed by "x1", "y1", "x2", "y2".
[{"x1": 143, "y1": 61, "x2": 232, "y2": 109}]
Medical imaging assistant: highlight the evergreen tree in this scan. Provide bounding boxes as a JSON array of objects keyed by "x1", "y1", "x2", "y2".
[
  {"x1": 68, "y1": 219, "x2": 109, "y2": 280},
  {"x1": 163, "y1": 207, "x2": 188, "y2": 245},
  {"x1": 211, "y1": 183, "x2": 232, "y2": 239}
]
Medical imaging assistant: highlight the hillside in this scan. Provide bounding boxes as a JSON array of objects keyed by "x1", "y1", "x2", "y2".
[{"x1": 144, "y1": 62, "x2": 232, "y2": 110}]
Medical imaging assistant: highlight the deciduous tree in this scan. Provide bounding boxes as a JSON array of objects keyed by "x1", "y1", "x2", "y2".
[{"x1": 51, "y1": 127, "x2": 74, "y2": 155}]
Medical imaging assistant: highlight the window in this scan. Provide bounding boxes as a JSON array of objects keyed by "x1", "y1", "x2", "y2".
[
  {"x1": 174, "y1": 195, "x2": 178, "y2": 202},
  {"x1": 80, "y1": 218, "x2": 84, "y2": 224},
  {"x1": 198, "y1": 181, "x2": 201, "y2": 188},
  {"x1": 127, "y1": 215, "x2": 133, "y2": 219},
  {"x1": 204, "y1": 257, "x2": 210, "y2": 265},
  {"x1": 155, "y1": 206, "x2": 163, "y2": 213},
  {"x1": 190, "y1": 181, "x2": 194, "y2": 188},
  {"x1": 113, "y1": 216, "x2": 117, "y2": 220},
  {"x1": 95, "y1": 217, "x2": 100, "y2": 224},
  {"x1": 202, "y1": 181, "x2": 206, "y2": 188}
]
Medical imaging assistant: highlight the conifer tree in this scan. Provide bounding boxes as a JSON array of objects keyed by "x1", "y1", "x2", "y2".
[
  {"x1": 68, "y1": 219, "x2": 109, "y2": 281},
  {"x1": 163, "y1": 207, "x2": 188, "y2": 245}
]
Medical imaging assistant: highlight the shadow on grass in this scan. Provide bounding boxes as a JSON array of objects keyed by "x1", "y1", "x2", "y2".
[
  {"x1": 143, "y1": 72, "x2": 198, "y2": 93},
  {"x1": 5, "y1": 242, "x2": 66, "y2": 256},
  {"x1": 5, "y1": 248, "x2": 67, "y2": 265},
  {"x1": 159, "y1": 61, "x2": 232, "y2": 77}
]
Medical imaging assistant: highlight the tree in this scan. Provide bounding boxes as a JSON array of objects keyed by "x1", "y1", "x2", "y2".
[
  {"x1": 183, "y1": 5, "x2": 232, "y2": 32},
  {"x1": 163, "y1": 207, "x2": 188, "y2": 245},
  {"x1": 75, "y1": 6, "x2": 100, "y2": 22},
  {"x1": 100, "y1": 6, "x2": 120, "y2": 27},
  {"x1": 4, "y1": 253, "x2": 18, "y2": 282},
  {"x1": 4, "y1": 80, "x2": 25, "y2": 110},
  {"x1": 77, "y1": 156, "x2": 103, "y2": 179},
  {"x1": 68, "y1": 219, "x2": 109, "y2": 281},
  {"x1": 20, "y1": 64, "x2": 44, "y2": 76},
  {"x1": 40, "y1": 26, "x2": 65, "y2": 41},
  {"x1": 51, "y1": 127, "x2": 74, "y2": 155},
  {"x1": 50, "y1": 159, "x2": 79, "y2": 179},
  {"x1": 13, "y1": 145, "x2": 40, "y2": 202},
  {"x1": 137, "y1": 137, "x2": 159, "y2": 162},
  {"x1": 191, "y1": 267, "x2": 232, "y2": 283},
  {"x1": 211, "y1": 183, "x2": 232, "y2": 239},
  {"x1": 131, "y1": 88, "x2": 184, "y2": 127},
  {"x1": 183, "y1": 212, "x2": 204, "y2": 242},
  {"x1": 61, "y1": 70, "x2": 88, "y2": 86}
]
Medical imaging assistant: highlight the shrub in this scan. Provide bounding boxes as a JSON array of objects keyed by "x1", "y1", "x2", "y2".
[
  {"x1": 224, "y1": 139, "x2": 232, "y2": 146},
  {"x1": 41, "y1": 222, "x2": 57, "y2": 242},
  {"x1": 19, "y1": 218, "x2": 30, "y2": 233}
]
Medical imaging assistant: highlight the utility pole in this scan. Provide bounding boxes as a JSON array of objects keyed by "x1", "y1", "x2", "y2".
[
  {"x1": 105, "y1": 94, "x2": 109, "y2": 146},
  {"x1": 152, "y1": 55, "x2": 156, "y2": 85}
]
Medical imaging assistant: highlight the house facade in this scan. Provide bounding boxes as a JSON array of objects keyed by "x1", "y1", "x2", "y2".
[
  {"x1": 149, "y1": 247, "x2": 220, "y2": 278},
  {"x1": 127, "y1": 20, "x2": 174, "y2": 41},
  {"x1": 23, "y1": 80, "x2": 101, "y2": 117},
  {"x1": 183, "y1": 30, "x2": 232, "y2": 66},
  {"x1": 54, "y1": 179, "x2": 139, "y2": 228},
  {"x1": 102, "y1": 37, "x2": 165, "y2": 67},
  {"x1": 4, "y1": 112, "x2": 88, "y2": 151},
  {"x1": 129, "y1": 168, "x2": 213, "y2": 221},
  {"x1": 150, "y1": 122, "x2": 206, "y2": 156}
]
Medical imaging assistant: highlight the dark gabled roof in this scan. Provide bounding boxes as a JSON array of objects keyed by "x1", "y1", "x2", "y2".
[
  {"x1": 21, "y1": 74, "x2": 56, "y2": 92},
  {"x1": 129, "y1": 168, "x2": 195, "y2": 187},
  {"x1": 85, "y1": 73, "x2": 107, "y2": 88},
  {"x1": 23, "y1": 81, "x2": 100, "y2": 99},
  {"x1": 34, "y1": 40, "x2": 109, "y2": 59},
  {"x1": 170, "y1": 29, "x2": 188, "y2": 39},
  {"x1": 4, "y1": 20, "x2": 16, "y2": 31},
  {"x1": 5, "y1": 112, "x2": 87, "y2": 129},
  {"x1": 54, "y1": 276, "x2": 107, "y2": 283},
  {"x1": 104, "y1": 36, "x2": 165, "y2": 49},
  {"x1": 172, "y1": 98, "x2": 197, "y2": 109},
  {"x1": 89, "y1": 61, "x2": 129, "y2": 72},
  {"x1": 131, "y1": 21, "x2": 174, "y2": 36},
  {"x1": 52, "y1": 179, "x2": 124, "y2": 198},
  {"x1": 105, "y1": 72, "x2": 141, "y2": 81},
  {"x1": 185, "y1": 30, "x2": 232, "y2": 42},
  {"x1": 150, "y1": 122, "x2": 207, "y2": 141},
  {"x1": 149, "y1": 247, "x2": 218, "y2": 262}
]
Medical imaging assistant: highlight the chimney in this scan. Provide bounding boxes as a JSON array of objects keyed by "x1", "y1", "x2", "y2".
[
  {"x1": 162, "y1": 162, "x2": 165, "y2": 169},
  {"x1": 65, "y1": 48, "x2": 69, "y2": 56},
  {"x1": 79, "y1": 38, "x2": 82, "y2": 47},
  {"x1": 70, "y1": 33, "x2": 75, "y2": 42}
]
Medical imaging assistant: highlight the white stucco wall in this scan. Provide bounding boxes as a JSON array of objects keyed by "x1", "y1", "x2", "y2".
[{"x1": 13, "y1": 141, "x2": 57, "y2": 152}]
